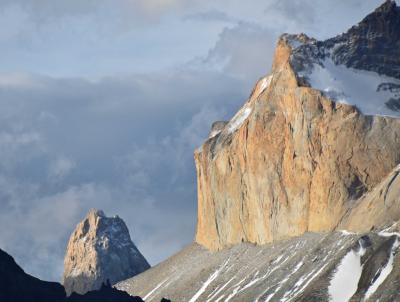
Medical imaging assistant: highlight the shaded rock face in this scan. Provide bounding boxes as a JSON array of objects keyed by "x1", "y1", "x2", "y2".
[
  {"x1": 65, "y1": 283, "x2": 144, "y2": 302},
  {"x1": 0, "y1": 247, "x2": 146, "y2": 302},
  {"x1": 327, "y1": 0, "x2": 400, "y2": 79},
  {"x1": 339, "y1": 164, "x2": 400, "y2": 232},
  {"x1": 195, "y1": 1, "x2": 400, "y2": 251},
  {"x1": 0, "y1": 248, "x2": 66, "y2": 302},
  {"x1": 290, "y1": 0, "x2": 400, "y2": 80},
  {"x1": 63, "y1": 209, "x2": 150, "y2": 295}
]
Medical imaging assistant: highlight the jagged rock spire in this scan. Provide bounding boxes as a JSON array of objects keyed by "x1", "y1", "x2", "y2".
[{"x1": 63, "y1": 209, "x2": 150, "y2": 295}]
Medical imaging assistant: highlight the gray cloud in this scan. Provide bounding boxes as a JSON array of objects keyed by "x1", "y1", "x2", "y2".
[
  {"x1": 183, "y1": 10, "x2": 237, "y2": 23},
  {"x1": 0, "y1": 68, "x2": 246, "y2": 281},
  {"x1": 0, "y1": 0, "x2": 186, "y2": 22},
  {"x1": 201, "y1": 22, "x2": 277, "y2": 85},
  {"x1": 264, "y1": 0, "x2": 316, "y2": 29}
]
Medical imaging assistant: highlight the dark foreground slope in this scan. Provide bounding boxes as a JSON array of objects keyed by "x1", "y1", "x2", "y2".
[
  {"x1": 0, "y1": 249, "x2": 65, "y2": 302},
  {"x1": 0, "y1": 248, "x2": 146, "y2": 302}
]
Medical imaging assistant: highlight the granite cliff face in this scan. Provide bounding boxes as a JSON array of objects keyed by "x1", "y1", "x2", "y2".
[
  {"x1": 195, "y1": 0, "x2": 400, "y2": 251},
  {"x1": 63, "y1": 209, "x2": 150, "y2": 295}
]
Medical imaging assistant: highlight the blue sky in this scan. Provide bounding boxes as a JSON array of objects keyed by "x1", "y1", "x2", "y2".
[{"x1": 0, "y1": 0, "x2": 390, "y2": 281}]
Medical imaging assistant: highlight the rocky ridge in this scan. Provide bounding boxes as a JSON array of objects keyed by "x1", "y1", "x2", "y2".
[{"x1": 63, "y1": 209, "x2": 150, "y2": 295}]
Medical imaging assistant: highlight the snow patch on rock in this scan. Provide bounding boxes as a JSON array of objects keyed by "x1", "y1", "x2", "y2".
[
  {"x1": 143, "y1": 278, "x2": 170, "y2": 301},
  {"x1": 259, "y1": 75, "x2": 273, "y2": 93},
  {"x1": 227, "y1": 106, "x2": 252, "y2": 133},
  {"x1": 189, "y1": 258, "x2": 230, "y2": 302},
  {"x1": 306, "y1": 59, "x2": 400, "y2": 117},
  {"x1": 328, "y1": 242, "x2": 365, "y2": 302}
]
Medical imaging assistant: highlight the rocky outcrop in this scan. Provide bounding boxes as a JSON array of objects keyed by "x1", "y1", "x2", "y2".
[
  {"x1": 195, "y1": 0, "x2": 400, "y2": 251},
  {"x1": 64, "y1": 283, "x2": 145, "y2": 302},
  {"x1": 63, "y1": 209, "x2": 150, "y2": 295},
  {"x1": 209, "y1": 121, "x2": 228, "y2": 139},
  {"x1": 338, "y1": 164, "x2": 400, "y2": 232}
]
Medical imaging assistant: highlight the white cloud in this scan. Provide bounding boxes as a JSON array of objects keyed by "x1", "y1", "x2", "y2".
[{"x1": 202, "y1": 22, "x2": 276, "y2": 84}]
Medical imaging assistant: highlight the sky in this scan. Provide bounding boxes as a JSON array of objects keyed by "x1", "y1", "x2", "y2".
[{"x1": 0, "y1": 0, "x2": 392, "y2": 281}]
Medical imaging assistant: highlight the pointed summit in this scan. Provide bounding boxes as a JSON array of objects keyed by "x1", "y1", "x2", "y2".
[
  {"x1": 87, "y1": 208, "x2": 105, "y2": 217},
  {"x1": 324, "y1": 0, "x2": 400, "y2": 78},
  {"x1": 63, "y1": 209, "x2": 150, "y2": 295},
  {"x1": 360, "y1": 0, "x2": 399, "y2": 29},
  {"x1": 374, "y1": 0, "x2": 397, "y2": 13}
]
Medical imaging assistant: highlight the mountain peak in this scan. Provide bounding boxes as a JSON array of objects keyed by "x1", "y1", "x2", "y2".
[
  {"x1": 63, "y1": 210, "x2": 150, "y2": 296},
  {"x1": 359, "y1": 0, "x2": 400, "y2": 32},
  {"x1": 285, "y1": 0, "x2": 400, "y2": 117},
  {"x1": 87, "y1": 208, "x2": 105, "y2": 218}
]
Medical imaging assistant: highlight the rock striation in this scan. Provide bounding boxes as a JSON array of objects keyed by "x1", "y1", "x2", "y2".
[
  {"x1": 117, "y1": 230, "x2": 400, "y2": 302},
  {"x1": 63, "y1": 209, "x2": 150, "y2": 295},
  {"x1": 195, "y1": 0, "x2": 400, "y2": 251}
]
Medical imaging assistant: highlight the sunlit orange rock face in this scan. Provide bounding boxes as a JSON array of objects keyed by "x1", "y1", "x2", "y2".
[{"x1": 194, "y1": 38, "x2": 400, "y2": 251}]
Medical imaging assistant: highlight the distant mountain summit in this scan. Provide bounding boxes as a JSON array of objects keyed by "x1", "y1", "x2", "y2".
[
  {"x1": 284, "y1": 0, "x2": 400, "y2": 116},
  {"x1": 63, "y1": 209, "x2": 150, "y2": 295},
  {"x1": 289, "y1": 0, "x2": 400, "y2": 80}
]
